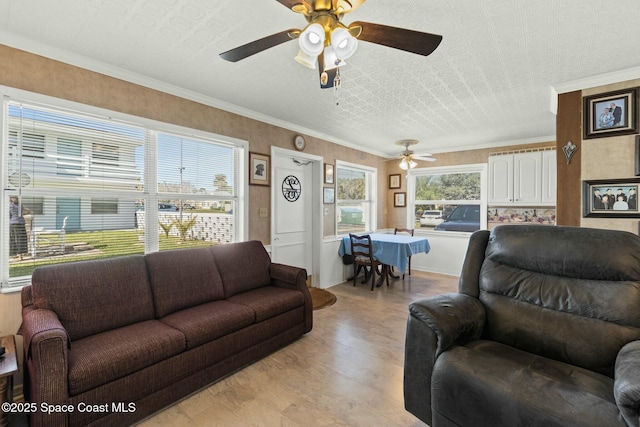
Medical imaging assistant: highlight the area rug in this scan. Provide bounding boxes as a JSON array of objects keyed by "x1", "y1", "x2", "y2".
[{"x1": 309, "y1": 287, "x2": 337, "y2": 310}]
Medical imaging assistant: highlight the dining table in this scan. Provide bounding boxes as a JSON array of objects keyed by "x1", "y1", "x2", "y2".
[{"x1": 338, "y1": 232, "x2": 431, "y2": 284}]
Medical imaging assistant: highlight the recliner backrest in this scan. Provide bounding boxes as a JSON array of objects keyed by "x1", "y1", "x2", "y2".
[{"x1": 476, "y1": 225, "x2": 640, "y2": 377}]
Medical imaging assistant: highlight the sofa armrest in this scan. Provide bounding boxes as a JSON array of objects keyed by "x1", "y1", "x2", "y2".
[
  {"x1": 615, "y1": 340, "x2": 640, "y2": 427},
  {"x1": 270, "y1": 263, "x2": 312, "y2": 333},
  {"x1": 270, "y1": 263, "x2": 307, "y2": 291},
  {"x1": 21, "y1": 308, "x2": 70, "y2": 407},
  {"x1": 404, "y1": 293, "x2": 485, "y2": 425}
]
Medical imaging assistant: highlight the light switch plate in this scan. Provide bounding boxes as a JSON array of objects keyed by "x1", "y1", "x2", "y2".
[{"x1": 259, "y1": 207, "x2": 268, "y2": 218}]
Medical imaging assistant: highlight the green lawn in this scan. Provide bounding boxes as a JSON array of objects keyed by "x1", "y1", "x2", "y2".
[{"x1": 10, "y1": 229, "x2": 215, "y2": 278}]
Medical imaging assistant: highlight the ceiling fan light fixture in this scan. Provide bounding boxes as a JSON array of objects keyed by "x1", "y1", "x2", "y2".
[
  {"x1": 298, "y1": 23, "x2": 326, "y2": 56},
  {"x1": 399, "y1": 157, "x2": 417, "y2": 170},
  {"x1": 294, "y1": 49, "x2": 317, "y2": 69},
  {"x1": 323, "y1": 46, "x2": 347, "y2": 71},
  {"x1": 330, "y1": 27, "x2": 358, "y2": 60}
]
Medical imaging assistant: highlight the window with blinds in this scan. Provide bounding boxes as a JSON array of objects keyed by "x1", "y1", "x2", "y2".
[
  {"x1": 335, "y1": 161, "x2": 377, "y2": 235},
  {"x1": 3, "y1": 99, "x2": 243, "y2": 287}
]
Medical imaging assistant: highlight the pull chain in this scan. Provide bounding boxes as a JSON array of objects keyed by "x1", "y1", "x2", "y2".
[{"x1": 333, "y1": 67, "x2": 341, "y2": 106}]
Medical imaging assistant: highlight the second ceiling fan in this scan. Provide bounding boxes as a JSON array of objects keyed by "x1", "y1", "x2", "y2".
[
  {"x1": 220, "y1": 0, "x2": 443, "y2": 88},
  {"x1": 397, "y1": 139, "x2": 436, "y2": 170}
]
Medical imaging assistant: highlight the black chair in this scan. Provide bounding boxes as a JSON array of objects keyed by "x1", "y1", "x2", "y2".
[
  {"x1": 349, "y1": 233, "x2": 388, "y2": 291},
  {"x1": 394, "y1": 227, "x2": 414, "y2": 279},
  {"x1": 404, "y1": 225, "x2": 640, "y2": 426}
]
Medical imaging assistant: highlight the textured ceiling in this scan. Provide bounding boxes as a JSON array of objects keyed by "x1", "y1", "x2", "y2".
[{"x1": 2, "y1": 0, "x2": 640, "y2": 158}]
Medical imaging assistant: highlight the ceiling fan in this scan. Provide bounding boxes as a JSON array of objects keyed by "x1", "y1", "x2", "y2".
[
  {"x1": 396, "y1": 139, "x2": 436, "y2": 170},
  {"x1": 219, "y1": 0, "x2": 442, "y2": 88}
]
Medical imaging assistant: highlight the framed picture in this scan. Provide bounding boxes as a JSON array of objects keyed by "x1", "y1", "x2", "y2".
[
  {"x1": 323, "y1": 187, "x2": 335, "y2": 204},
  {"x1": 394, "y1": 192, "x2": 406, "y2": 207},
  {"x1": 389, "y1": 174, "x2": 401, "y2": 189},
  {"x1": 583, "y1": 87, "x2": 638, "y2": 139},
  {"x1": 583, "y1": 178, "x2": 640, "y2": 217},
  {"x1": 635, "y1": 136, "x2": 640, "y2": 176},
  {"x1": 324, "y1": 163, "x2": 334, "y2": 184},
  {"x1": 249, "y1": 152, "x2": 270, "y2": 186}
]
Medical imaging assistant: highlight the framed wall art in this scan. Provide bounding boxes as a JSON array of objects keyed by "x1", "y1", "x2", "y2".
[
  {"x1": 249, "y1": 152, "x2": 270, "y2": 186},
  {"x1": 323, "y1": 187, "x2": 335, "y2": 204},
  {"x1": 324, "y1": 163, "x2": 334, "y2": 184},
  {"x1": 389, "y1": 174, "x2": 401, "y2": 189},
  {"x1": 582, "y1": 178, "x2": 640, "y2": 218},
  {"x1": 583, "y1": 87, "x2": 638, "y2": 139},
  {"x1": 635, "y1": 135, "x2": 640, "y2": 176},
  {"x1": 394, "y1": 192, "x2": 406, "y2": 207}
]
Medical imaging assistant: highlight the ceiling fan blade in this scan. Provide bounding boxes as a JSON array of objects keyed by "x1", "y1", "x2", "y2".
[
  {"x1": 414, "y1": 155, "x2": 437, "y2": 162},
  {"x1": 219, "y1": 29, "x2": 300, "y2": 62},
  {"x1": 351, "y1": 21, "x2": 442, "y2": 57}
]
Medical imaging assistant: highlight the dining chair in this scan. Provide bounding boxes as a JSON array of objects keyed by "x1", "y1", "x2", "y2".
[
  {"x1": 349, "y1": 233, "x2": 388, "y2": 291},
  {"x1": 394, "y1": 227, "x2": 414, "y2": 279}
]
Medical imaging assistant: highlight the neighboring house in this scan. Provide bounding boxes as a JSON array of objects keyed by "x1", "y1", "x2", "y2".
[{"x1": 7, "y1": 105, "x2": 143, "y2": 232}]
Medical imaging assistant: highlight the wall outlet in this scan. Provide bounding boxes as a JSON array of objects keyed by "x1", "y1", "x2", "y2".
[{"x1": 259, "y1": 207, "x2": 268, "y2": 218}]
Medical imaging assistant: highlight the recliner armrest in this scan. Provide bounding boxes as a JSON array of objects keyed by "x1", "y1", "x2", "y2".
[
  {"x1": 409, "y1": 293, "x2": 485, "y2": 355},
  {"x1": 404, "y1": 293, "x2": 485, "y2": 424},
  {"x1": 615, "y1": 340, "x2": 640, "y2": 427}
]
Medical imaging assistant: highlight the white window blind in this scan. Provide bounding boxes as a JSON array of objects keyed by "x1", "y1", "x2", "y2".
[
  {"x1": 335, "y1": 161, "x2": 377, "y2": 235},
  {"x1": 3, "y1": 99, "x2": 243, "y2": 287}
]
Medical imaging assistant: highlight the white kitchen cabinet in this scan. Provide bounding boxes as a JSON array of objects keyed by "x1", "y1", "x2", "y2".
[{"x1": 488, "y1": 150, "x2": 556, "y2": 205}]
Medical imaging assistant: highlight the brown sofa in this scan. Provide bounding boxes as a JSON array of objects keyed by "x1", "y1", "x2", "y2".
[{"x1": 19, "y1": 240, "x2": 312, "y2": 426}]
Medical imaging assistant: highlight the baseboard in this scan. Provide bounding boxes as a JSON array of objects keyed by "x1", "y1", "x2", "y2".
[{"x1": 12, "y1": 383, "x2": 24, "y2": 402}]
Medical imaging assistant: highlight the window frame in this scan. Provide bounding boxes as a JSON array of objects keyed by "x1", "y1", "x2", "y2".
[
  {"x1": 335, "y1": 160, "x2": 377, "y2": 236},
  {"x1": 407, "y1": 163, "x2": 488, "y2": 233},
  {"x1": 1, "y1": 87, "x2": 248, "y2": 290}
]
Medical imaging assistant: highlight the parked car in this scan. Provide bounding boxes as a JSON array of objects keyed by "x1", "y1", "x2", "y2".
[
  {"x1": 434, "y1": 204, "x2": 481, "y2": 232},
  {"x1": 158, "y1": 203, "x2": 179, "y2": 211},
  {"x1": 419, "y1": 210, "x2": 444, "y2": 227}
]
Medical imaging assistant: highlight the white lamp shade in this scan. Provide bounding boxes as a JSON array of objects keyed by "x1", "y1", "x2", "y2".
[
  {"x1": 323, "y1": 46, "x2": 347, "y2": 71},
  {"x1": 330, "y1": 27, "x2": 358, "y2": 60},
  {"x1": 294, "y1": 50, "x2": 317, "y2": 69},
  {"x1": 399, "y1": 158, "x2": 417, "y2": 170},
  {"x1": 298, "y1": 23, "x2": 326, "y2": 56}
]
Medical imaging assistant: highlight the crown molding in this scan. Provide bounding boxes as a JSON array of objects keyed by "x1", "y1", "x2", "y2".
[{"x1": 552, "y1": 66, "x2": 640, "y2": 94}]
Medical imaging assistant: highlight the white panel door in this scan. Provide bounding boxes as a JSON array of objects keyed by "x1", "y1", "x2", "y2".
[{"x1": 271, "y1": 154, "x2": 313, "y2": 272}]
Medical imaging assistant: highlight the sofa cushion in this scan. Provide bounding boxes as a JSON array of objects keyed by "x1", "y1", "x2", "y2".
[
  {"x1": 146, "y1": 247, "x2": 225, "y2": 317},
  {"x1": 68, "y1": 320, "x2": 185, "y2": 395},
  {"x1": 159, "y1": 300, "x2": 255, "y2": 350},
  {"x1": 227, "y1": 286, "x2": 305, "y2": 322},
  {"x1": 210, "y1": 241, "x2": 272, "y2": 298},
  {"x1": 432, "y1": 340, "x2": 627, "y2": 427},
  {"x1": 31, "y1": 256, "x2": 155, "y2": 341}
]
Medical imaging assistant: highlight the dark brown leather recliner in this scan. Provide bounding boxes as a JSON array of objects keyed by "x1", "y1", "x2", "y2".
[{"x1": 404, "y1": 225, "x2": 640, "y2": 427}]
